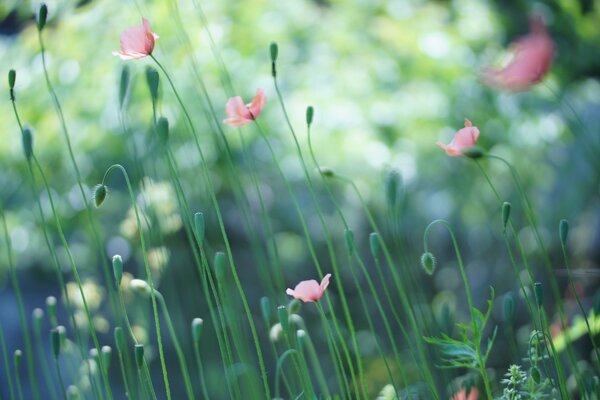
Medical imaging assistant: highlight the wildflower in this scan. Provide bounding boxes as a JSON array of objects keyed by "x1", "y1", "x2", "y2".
[
  {"x1": 113, "y1": 18, "x2": 159, "y2": 60},
  {"x1": 481, "y1": 17, "x2": 553, "y2": 91},
  {"x1": 438, "y1": 119, "x2": 480, "y2": 157},
  {"x1": 223, "y1": 89, "x2": 266, "y2": 127},
  {"x1": 451, "y1": 387, "x2": 479, "y2": 400},
  {"x1": 286, "y1": 274, "x2": 331, "y2": 303}
]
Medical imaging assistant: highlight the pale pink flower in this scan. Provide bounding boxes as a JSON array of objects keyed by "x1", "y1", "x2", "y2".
[
  {"x1": 113, "y1": 18, "x2": 159, "y2": 60},
  {"x1": 481, "y1": 17, "x2": 554, "y2": 91},
  {"x1": 451, "y1": 387, "x2": 479, "y2": 400},
  {"x1": 223, "y1": 89, "x2": 266, "y2": 127},
  {"x1": 437, "y1": 119, "x2": 480, "y2": 157},
  {"x1": 286, "y1": 274, "x2": 331, "y2": 303}
]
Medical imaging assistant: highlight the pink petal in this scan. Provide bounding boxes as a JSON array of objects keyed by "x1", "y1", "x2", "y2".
[
  {"x1": 114, "y1": 18, "x2": 157, "y2": 60},
  {"x1": 223, "y1": 117, "x2": 251, "y2": 127},
  {"x1": 225, "y1": 96, "x2": 252, "y2": 120},
  {"x1": 248, "y1": 89, "x2": 266, "y2": 119},
  {"x1": 319, "y1": 273, "x2": 331, "y2": 293},
  {"x1": 287, "y1": 279, "x2": 322, "y2": 302}
]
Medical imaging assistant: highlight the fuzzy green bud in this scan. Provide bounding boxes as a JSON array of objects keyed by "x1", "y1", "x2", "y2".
[
  {"x1": 157, "y1": 117, "x2": 169, "y2": 146},
  {"x1": 503, "y1": 294, "x2": 516, "y2": 325},
  {"x1": 462, "y1": 146, "x2": 484, "y2": 159},
  {"x1": 277, "y1": 305, "x2": 289, "y2": 332},
  {"x1": 101, "y1": 346, "x2": 112, "y2": 370},
  {"x1": 192, "y1": 318, "x2": 204, "y2": 344},
  {"x1": 288, "y1": 299, "x2": 301, "y2": 315},
  {"x1": 14, "y1": 349, "x2": 22, "y2": 367},
  {"x1": 118, "y1": 65, "x2": 130, "y2": 109},
  {"x1": 112, "y1": 255, "x2": 123, "y2": 286},
  {"x1": 134, "y1": 344, "x2": 144, "y2": 370},
  {"x1": 306, "y1": 106, "x2": 314, "y2": 126},
  {"x1": 214, "y1": 252, "x2": 227, "y2": 283},
  {"x1": 114, "y1": 327, "x2": 126, "y2": 354},
  {"x1": 502, "y1": 202, "x2": 511, "y2": 230},
  {"x1": 344, "y1": 229, "x2": 354, "y2": 255},
  {"x1": 22, "y1": 126, "x2": 33, "y2": 160},
  {"x1": 534, "y1": 282, "x2": 543, "y2": 308},
  {"x1": 37, "y1": 4, "x2": 48, "y2": 31},
  {"x1": 270, "y1": 42, "x2": 278, "y2": 77},
  {"x1": 51, "y1": 328, "x2": 60, "y2": 358},
  {"x1": 145, "y1": 66, "x2": 160, "y2": 103},
  {"x1": 194, "y1": 212, "x2": 205, "y2": 244},
  {"x1": 93, "y1": 184, "x2": 107, "y2": 207},
  {"x1": 385, "y1": 169, "x2": 400, "y2": 209},
  {"x1": 559, "y1": 219, "x2": 569, "y2": 245},
  {"x1": 369, "y1": 232, "x2": 381, "y2": 258},
  {"x1": 8, "y1": 69, "x2": 16, "y2": 90},
  {"x1": 318, "y1": 167, "x2": 335, "y2": 177},
  {"x1": 420, "y1": 252, "x2": 436, "y2": 275},
  {"x1": 260, "y1": 297, "x2": 271, "y2": 323}
]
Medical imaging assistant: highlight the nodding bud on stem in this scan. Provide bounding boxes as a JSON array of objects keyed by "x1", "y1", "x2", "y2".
[
  {"x1": 462, "y1": 146, "x2": 484, "y2": 159},
  {"x1": 214, "y1": 252, "x2": 227, "y2": 283},
  {"x1": 288, "y1": 299, "x2": 301, "y2": 315},
  {"x1": 130, "y1": 279, "x2": 152, "y2": 296},
  {"x1": 37, "y1": 4, "x2": 48, "y2": 31},
  {"x1": 277, "y1": 305, "x2": 289, "y2": 332},
  {"x1": 344, "y1": 229, "x2": 354, "y2": 255},
  {"x1": 306, "y1": 106, "x2": 314, "y2": 126},
  {"x1": 157, "y1": 117, "x2": 169, "y2": 145},
  {"x1": 420, "y1": 252, "x2": 436, "y2": 275},
  {"x1": 260, "y1": 297, "x2": 271, "y2": 322},
  {"x1": 22, "y1": 126, "x2": 33, "y2": 160},
  {"x1": 534, "y1": 282, "x2": 543, "y2": 308},
  {"x1": 559, "y1": 219, "x2": 569, "y2": 245},
  {"x1": 114, "y1": 327, "x2": 125, "y2": 353},
  {"x1": 318, "y1": 167, "x2": 335, "y2": 177},
  {"x1": 502, "y1": 202, "x2": 511, "y2": 230},
  {"x1": 51, "y1": 328, "x2": 60, "y2": 358},
  {"x1": 118, "y1": 65, "x2": 130, "y2": 109},
  {"x1": 112, "y1": 255, "x2": 123, "y2": 286},
  {"x1": 385, "y1": 169, "x2": 401, "y2": 209},
  {"x1": 8, "y1": 69, "x2": 16, "y2": 90},
  {"x1": 369, "y1": 232, "x2": 380, "y2": 258},
  {"x1": 191, "y1": 318, "x2": 204, "y2": 344},
  {"x1": 194, "y1": 212, "x2": 205, "y2": 244},
  {"x1": 145, "y1": 66, "x2": 160, "y2": 103},
  {"x1": 134, "y1": 344, "x2": 144, "y2": 370},
  {"x1": 503, "y1": 294, "x2": 515, "y2": 325},
  {"x1": 14, "y1": 349, "x2": 22, "y2": 366},
  {"x1": 93, "y1": 184, "x2": 107, "y2": 207},
  {"x1": 270, "y1": 42, "x2": 278, "y2": 77}
]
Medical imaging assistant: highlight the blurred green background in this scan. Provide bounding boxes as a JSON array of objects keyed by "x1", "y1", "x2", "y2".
[{"x1": 1, "y1": 0, "x2": 600, "y2": 398}]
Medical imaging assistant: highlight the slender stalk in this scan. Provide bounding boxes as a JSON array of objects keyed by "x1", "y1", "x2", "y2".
[
  {"x1": 0, "y1": 323, "x2": 16, "y2": 400},
  {"x1": 192, "y1": 341, "x2": 211, "y2": 400}
]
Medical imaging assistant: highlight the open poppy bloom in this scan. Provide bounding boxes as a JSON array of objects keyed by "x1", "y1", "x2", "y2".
[
  {"x1": 438, "y1": 119, "x2": 480, "y2": 157},
  {"x1": 223, "y1": 89, "x2": 266, "y2": 127},
  {"x1": 286, "y1": 274, "x2": 331, "y2": 303},
  {"x1": 481, "y1": 17, "x2": 554, "y2": 91},
  {"x1": 451, "y1": 387, "x2": 479, "y2": 400},
  {"x1": 113, "y1": 18, "x2": 158, "y2": 60}
]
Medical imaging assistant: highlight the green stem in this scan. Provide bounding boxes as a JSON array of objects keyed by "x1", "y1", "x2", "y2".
[
  {"x1": 0, "y1": 323, "x2": 16, "y2": 400},
  {"x1": 193, "y1": 342, "x2": 211, "y2": 400}
]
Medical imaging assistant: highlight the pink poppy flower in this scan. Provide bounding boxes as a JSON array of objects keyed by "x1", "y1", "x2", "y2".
[
  {"x1": 113, "y1": 18, "x2": 159, "y2": 60},
  {"x1": 286, "y1": 274, "x2": 331, "y2": 303},
  {"x1": 481, "y1": 17, "x2": 554, "y2": 91},
  {"x1": 223, "y1": 89, "x2": 266, "y2": 127},
  {"x1": 451, "y1": 387, "x2": 479, "y2": 400},
  {"x1": 437, "y1": 119, "x2": 480, "y2": 157}
]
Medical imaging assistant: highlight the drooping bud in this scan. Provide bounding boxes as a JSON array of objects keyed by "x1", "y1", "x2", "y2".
[
  {"x1": 420, "y1": 252, "x2": 436, "y2": 275},
  {"x1": 93, "y1": 184, "x2": 107, "y2": 208},
  {"x1": 134, "y1": 344, "x2": 144, "y2": 370},
  {"x1": 214, "y1": 252, "x2": 227, "y2": 283},
  {"x1": 22, "y1": 127, "x2": 33, "y2": 161},
  {"x1": 318, "y1": 167, "x2": 335, "y2": 177},
  {"x1": 502, "y1": 202, "x2": 511, "y2": 230},
  {"x1": 270, "y1": 42, "x2": 278, "y2": 77},
  {"x1": 157, "y1": 117, "x2": 169, "y2": 146},
  {"x1": 288, "y1": 299, "x2": 301, "y2": 315},
  {"x1": 559, "y1": 219, "x2": 569, "y2": 246},
  {"x1": 534, "y1": 282, "x2": 543, "y2": 308},
  {"x1": 51, "y1": 328, "x2": 60, "y2": 358},
  {"x1": 37, "y1": 4, "x2": 48, "y2": 31},
  {"x1": 344, "y1": 229, "x2": 354, "y2": 256},
  {"x1": 114, "y1": 327, "x2": 126, "y2": 354},
  {"x1": 112, "y1": 255, "x2": 123, "y2": 286},
  {"x1": 101, "y1": 346, "x2": 112, "y2": 370},
  {"x1": 260, "y1": 297, "x2": 271, "y2": 323},
  {"x1": 462, "y1": 146, "x2": 484, "y2": 159},
  {"x1": 118, "y1": 65, "x2": 130, "y2": 109},
  {"x1": 306, "y1": 106, "x2": 314, "y2": 126},
  {"x1": 145, "y1": 66, "x2": 160, "y2": 104},
  {"x1": 192, "y1": 318, "x2": 204, "y2": 344},
  {"x1": 503, "y1": 294, "x2": 516, "y2": 325},
  {"x1": 130, "y1": 279, "x2": 152, "y2": 296},
  {"x1": 194, "y1": 212, "x2": 205, "y2": 244},
  {"x1": 277, "y1": 305, "x2": 289, "y2": 332},
  {"x1": 369, "y1": 232, "x2": 381, "y2": 258},
  {"x1": 14, "y1": 349, "x2": 22, "y2": 367}
]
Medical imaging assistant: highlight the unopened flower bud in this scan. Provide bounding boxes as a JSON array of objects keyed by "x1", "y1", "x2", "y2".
[
  {"x1": 462, "y1": 146, "x2": 484, "y2": 159},
  {"x1": 306, "y1": 106, "x2": 314, "y2": 126},
  {"x1": 157, "y1": 117, "x2": 169, "y2": 145},
  {"x1": 145, "y1": 66, "x2": 160, "y2": 103},
  {"x1": 559, "y1": 219, "x2": 569, "y2": 246},
  {"x1": 130, "y1": 279, "x2": 152, "y2": 296},
  {"x1": 296, "y1": 329, "x2": 306, "y2": 350},
  {"x1": 420, "y1": 252, "x2": 436, "y2": 275},
  {"x1": 134, "y1": 344, "x2": 144, "y2": 370},
  {"x1": 503, "y1": 294, "x2": 516, "y2": 325},
  {"x1": 112, "y1": 255, "x2": 123, "y2": 286},
  {"x1": 270, "y1": 42, "x2": 278, "y2": 77},
  {"x1": 93, "y1": 184, "x2": 107, "y2": 207},
  {"x1": 14, "y1": 350, "x2": 22, "y2": 367},
  {"x1": 194, "y1": 212, "x2": 205, "y2": 244},
  {"x1": 114, "y1": 327, "x2": 126, "y2": 353},
  {"x1": 277, "y1": 305, "x2": 289, "y2": 332},
  {"x1": 46, "y1": 296, "x2": 57, "y2": 324},
  {"x1": 37, "y1": 4, "x2": 48, "y2": 31},
  {"x1": 51, "y1": 328, "x2": 60, "y2": 358},
  {"x1": 260, "y1": 296, "x2": 271, "y2": 323},
  {"x1": 385, "y1": 170, "x2": 400, "y2": 209},
  {"x1": 8, "y1": 69, "x2": 16, "y2": 90},
  {"x1": 192, "y1": 318, "x2": 204, "y2": 344},
  {"x1": 269, "y1": 323, "x2": 283, "y2": 342},
  {"x1": 502, "y1": 202, "x2": 511, "y2": 230},
  {"x1": 22, "y1": 127, "x2": 33, "y2": 161},
  {"x1": 369, "y1": 232, "x2": 381, "y2": 258},
  {"x1": 101, "y1": 346, "x2": 112, "y2": 370},
  {"x1": 288, "y1": 299, "x2": 301, "y2": 315},
  {"x1": 32, "y1": 308, "x2": 44, "y2": 332},
  {"x1": 119, "y1": 65, "x2": 130, "y2": 109},
  {"x1": 534, "y1": 282, "x2": 543, "y2": 308},
  {"x1": 214, "y1": 252, "x2": 227, "y2": 283},
  {"x1": 67, "y1": 386, "x2": 80, "y2": 400},
  {"x1": 318, "y1": 167, "x2": 335, "y2": 177}
]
